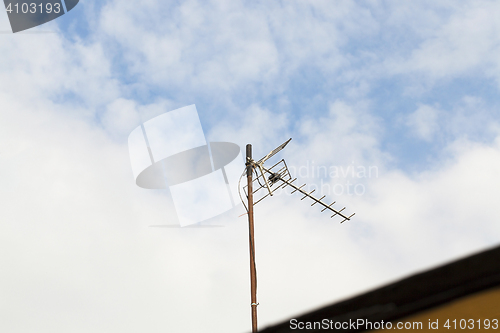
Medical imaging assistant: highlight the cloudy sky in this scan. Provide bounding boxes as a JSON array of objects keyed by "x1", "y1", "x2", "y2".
[{"x1": 1, "y1": 1, "x2": 500, "y2": 332}]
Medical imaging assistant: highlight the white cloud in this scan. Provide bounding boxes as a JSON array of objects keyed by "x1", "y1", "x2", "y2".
[
  {"x1": 389, "y1": 1, "x2": 500, "y2": 82},
  {"x1": 207, "y1": 103, "x2": 290, "y2": 156},
  {"x1": 101, "y1": 98, "x2": 140, "y2": 137},
  {"x1": 0, "y1": 33, "x2": 120, "y2": 121},
  {"x1": 403, "y1": 96, "x2": 500, "y2": 145},
  {"x1": 93, "y1": 0, "x2": 383, "y2": 102},
  {"x1": 290, "y1": 100, "x2": 386, "y2": 172},
  {"x1": 406, "y1": 104, "x2": 441, "y2": 141},
  {"x1": 359, "y1": 136, "x2": 500, "y2": 264}
]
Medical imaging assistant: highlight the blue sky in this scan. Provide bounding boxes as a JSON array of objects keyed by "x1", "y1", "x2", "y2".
[{"x1": 1, "y1": 1, "x2": 500, "y2": 332}]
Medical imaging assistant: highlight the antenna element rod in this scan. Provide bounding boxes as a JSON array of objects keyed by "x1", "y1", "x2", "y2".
[{"x1": 246, "y1": 144, "x2": 258, "y2": 333}]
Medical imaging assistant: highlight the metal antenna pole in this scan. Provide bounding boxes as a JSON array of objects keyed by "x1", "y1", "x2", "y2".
[
  {"x1": 246, "y1": 144, "x2": 258, "y2": 333},
  {"x1": 239, "y1": 138, "x2": 354, "y2": 332}
]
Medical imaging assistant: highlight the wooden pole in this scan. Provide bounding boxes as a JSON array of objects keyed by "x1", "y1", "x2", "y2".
[{"x1": 246, "y1": 144, "x2": 258, "y2": 333}]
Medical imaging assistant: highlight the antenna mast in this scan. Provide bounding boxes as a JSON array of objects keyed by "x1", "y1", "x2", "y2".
[
  {"x1": 241, "y1": 138, "x2": 355, "y2": 332},
  {"x1": 246, "y1": 144, "x2": 258, "y2": 333}
]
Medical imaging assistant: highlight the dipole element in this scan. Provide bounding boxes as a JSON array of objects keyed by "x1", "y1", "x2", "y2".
[{"x1": 246, "y1": 144, "x2": 258, "y2": 333}]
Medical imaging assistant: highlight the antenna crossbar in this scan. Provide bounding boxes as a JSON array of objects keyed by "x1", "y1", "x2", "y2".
[
  {"x1": 321, "y1": 201, "x2": 336, "y2": 212},
  {"x1": 331, "y1": 207, "x2": 345, "y2": 218},
  {"x1": 341, "y1": 213, "x2": 356, "y2": 224},
  {"x1": 291, "y1": 184, "x2": 306, "y2": 194},
  {"x1": 311, "y1": 195, "x2": 326, "y2": 206},
  {"x1": 301, "y1": 189, "x2": 316, "y2": 200}
]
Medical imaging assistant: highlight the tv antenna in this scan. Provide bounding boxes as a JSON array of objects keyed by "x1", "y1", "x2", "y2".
[{"x1": 239, "y1": 138, "x2": 355, "y2": 332}]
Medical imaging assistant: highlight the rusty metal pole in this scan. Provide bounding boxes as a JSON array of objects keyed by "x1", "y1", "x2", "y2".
[{"x1": 246, "y1": 144, "x2": 258, "y2": 333}]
